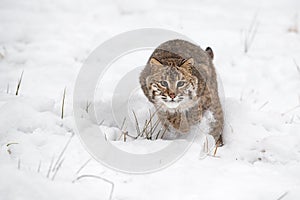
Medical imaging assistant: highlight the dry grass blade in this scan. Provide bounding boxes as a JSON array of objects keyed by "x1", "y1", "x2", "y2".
[
  {"x1": 148, "y1": 110, "x2": 153, "y2": 139},
  {"x1": 125, "y1": 131, "x2": 136, "y2": 140},
  {"x1": 229, "y1": 123, "x2": 234, "y2": 133},
  {"x1": 205, "y1": 136, "x2": 208, "y2": 153},
  {"x1": 98, "y1": 119, "x2": 105, "y2": 126},
  {"x1": 160, "y1": 126, "x2": 168, "y2": 139},
  {"x1": 258, "y1": 101, "x2": 269, "y2": 110},
  {"x1": 37, "y1": 160, "x2": 42, "y2": 173},
  {"x1": 120, "y1": 117, "x2": 126, "y2": 131},
  {"x1": 122, "y1": 131, "x2": 127, "y2": 142},
  {"x1": 155, "y1": 129, "x2": 162, "y2": 140},
  {"x1": 153, "y1": 119, "x2": 166, "y2": 139},
  {"x1": 213, "y1": 139, "x2": 224, "y2": 157},
  {"x1": 276, "y1": 191, "x2": 288, "y2": 200},
  {"x1": 132, "y1": 110, "x2": 141, "y2": 137},
  {"x1": 61, "y1": 87, "x2": 66, "y2": 119},
  {"x1": 17, "y1": 158, "x2": 21, "y2": 170},
  {"x1": 141, "y1": 119, "x2": 148, "y2": 138},
  {"x1": 288, "y1": 13, "x2": 299, "y2": 33},
  {"x1": 75, "y1": 158, "x2": 92, "y2": 175},
  {"x1": 289, "y1": 114, "x2": 295, "y2": 124},
  {"x1": 51, "y1": 157, "x2": 65, "y2": 181},
  {"x1": 294, "y1": 59, "x2": 300, "y2": 74},
  {"x1": 118, "y1": 131, "x2": 136, "y2": 141},
  {"x1": 243, "y1": 14, "x2": 259, "y2": 53},
  {"x1": 104, "y1": 132, "x2": 107, "y2": 141},
  {"x1": 281, "y1": 105, "x2": 300, "y2": 116},
  {"x1": 140, "y1": 106, "x2": 162, "y2": 139},
  {"x1": 15, "y1": 70, "x2": 24, "y2": 96},
  {"x1": 52, "y1": 133, "x2": 73, "y2": 172},
  {"x1": 150, "y1": 118, "x2": 162, "y2": 140},
  {"x1": 116, "y1": 106, "x2": 165, "y2": 141},
  {"x1": 6, "y1": 142, "x2": 18, "y2": 147},
  {"x1": 213, "y1": 145, "x2": 219, "y2": 156},
  {"x1": 148, "y1": 110, "x2": 163, "y2": 140},
  {"x1": 73, "y1": 174, "x2": 114, "y2": 200},
  {"x1": 46, "y1": 156, "x2": 54, "y2": 178},
  {"x1": 117, "y1": 131, "x2": 123, "y2": 141},
  {"x1": 85, "y1": 101, "x2": 91, "y2": 113},
  {"x1": 117, "y1": 118, "x2": 128, "y2": 141}
]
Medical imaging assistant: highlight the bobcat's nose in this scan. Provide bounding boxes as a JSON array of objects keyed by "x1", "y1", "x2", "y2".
[{"x1": 169, "y1": 92, "x2": 176, "y2": 99}]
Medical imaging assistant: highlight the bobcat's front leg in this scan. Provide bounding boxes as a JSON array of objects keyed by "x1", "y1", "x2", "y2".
[{"x1": 209, "y1": 101, "x2": 224, "y2": 146}]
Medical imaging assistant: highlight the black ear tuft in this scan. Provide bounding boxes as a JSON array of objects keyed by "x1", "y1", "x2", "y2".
[{"x1": 205, "y1": 47, "x2": 214, "y2": 60}]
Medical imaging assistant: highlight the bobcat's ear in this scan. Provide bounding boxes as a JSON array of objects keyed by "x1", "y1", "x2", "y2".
[
  {"x1": 149, "y1": 57, "x2": 163, "y2": 67},
  {"x1": 180, "y1": 58, "x2": 194, "y2": 70},
  {"x1": 205, "y1": 47, "x2": 214, "y2": 60}
]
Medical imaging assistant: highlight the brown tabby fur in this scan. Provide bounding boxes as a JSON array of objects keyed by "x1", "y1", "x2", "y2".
[{"x1": 140, "y1": 39, "x2": 224, "y2": 146}]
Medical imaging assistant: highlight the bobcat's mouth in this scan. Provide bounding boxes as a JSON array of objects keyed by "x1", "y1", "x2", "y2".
[{"x1": 159, "y1": 94, "x2": 185, "y2": 108}]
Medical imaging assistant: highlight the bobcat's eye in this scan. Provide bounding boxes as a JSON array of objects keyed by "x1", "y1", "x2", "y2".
[
  {"x1": 160, "y1": 81, "x2": 168, "y2": 87},
  {"x1": 177, "y1": 81, "x2": 185, "y2": 87}
]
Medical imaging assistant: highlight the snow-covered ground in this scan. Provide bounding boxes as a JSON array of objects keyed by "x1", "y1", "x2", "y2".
[{"x1": 1, "y1": 0, "x2": 300, "y2": 199}]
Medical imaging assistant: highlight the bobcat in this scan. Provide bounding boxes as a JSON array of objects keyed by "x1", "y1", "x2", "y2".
[{"x1": 139, "y1": 39, "x2": 224, "y2": 146}]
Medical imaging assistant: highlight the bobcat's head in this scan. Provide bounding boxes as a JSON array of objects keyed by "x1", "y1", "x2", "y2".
[{"x1": 143, "y1": 57, "x2": 205, "y2": 111}]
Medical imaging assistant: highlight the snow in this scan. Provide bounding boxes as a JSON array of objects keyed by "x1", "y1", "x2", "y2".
[{"x1": 1, "y1": 0, "x2": 300, "y2": 199}]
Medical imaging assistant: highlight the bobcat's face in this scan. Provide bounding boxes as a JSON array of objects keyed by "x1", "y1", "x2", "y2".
[{"x1": 145, "y1": 58, "x2": 201, "y2": 111}]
